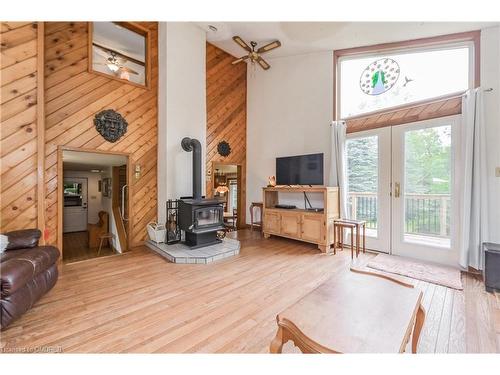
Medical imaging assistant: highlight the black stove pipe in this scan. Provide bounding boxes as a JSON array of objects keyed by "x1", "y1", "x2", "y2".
[{"x1": 181, "y1": 137, "x2": 202, "y2": 200}]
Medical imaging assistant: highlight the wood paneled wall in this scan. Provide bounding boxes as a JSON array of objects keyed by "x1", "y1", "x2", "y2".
[
  {"x1": 1, "y1": 22, "x2": 40, "y2": 233},
  {"x1": 205, "y1": 43, "x2": 247, "y2": 226},
  {"x1": 1, "y1": 22, "x2": 158, "y2": 249}
]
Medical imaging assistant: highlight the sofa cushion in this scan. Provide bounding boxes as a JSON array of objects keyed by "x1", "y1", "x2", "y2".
[
  {"x1": 1, "y1": 246, "x2": 59, "y2": 297},
  {"x1": 5, "y1": 229, "x2": 41, "y2": 251}
]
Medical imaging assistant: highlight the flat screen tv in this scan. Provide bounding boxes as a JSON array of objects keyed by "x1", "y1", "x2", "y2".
[{"x1": 276, "y1": 153, "x2": 324, "y2": 186}]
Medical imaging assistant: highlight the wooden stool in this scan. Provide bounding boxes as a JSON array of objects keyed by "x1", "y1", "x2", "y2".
[
  {"x1": 249, "y1": 202, "x2": 263, "y2": 232},
  {"x1": 333, "y1": 219, "x2": 366, "y2": 259},
  {"x1": 97, "y1": 233, "x2": 114, "y2": 256}
]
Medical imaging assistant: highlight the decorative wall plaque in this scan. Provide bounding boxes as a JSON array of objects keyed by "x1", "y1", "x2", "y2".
[
  {"x1": 217, "y1": 140, "x2": 231, "y2": 157},
  {"x1": 94, "y1": 109, "x2": 128, "y2": 142}
]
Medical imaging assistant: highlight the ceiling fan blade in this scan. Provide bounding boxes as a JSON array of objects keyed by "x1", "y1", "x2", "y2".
[
  {"x1": 119, "y1": 66, "x2": 139, "y2": 75},
  {"x1": 257, "y1": 40, "x2": 281, "y2": 54},
  {"x1": 232, "y1": 55, "x2": 249, "y2": 65},
  {"x1": 256, "y1": 56, "x2": 271, "y2": 70},
  {"x1": 232, "y1": 36, "x2": 251, "y2": 52}
]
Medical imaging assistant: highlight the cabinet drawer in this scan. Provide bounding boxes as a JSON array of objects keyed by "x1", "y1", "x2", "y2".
[
  {"x1": 263, "y1": 212, "x2": 281, "y2": 234},
  {"x1": 301, "y1": 214, "x2": 324, "y2": 243}
]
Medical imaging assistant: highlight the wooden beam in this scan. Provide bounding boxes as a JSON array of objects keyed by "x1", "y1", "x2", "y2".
[{"x1": 36, "y1": 21, "x2": 46, "y2": 242}]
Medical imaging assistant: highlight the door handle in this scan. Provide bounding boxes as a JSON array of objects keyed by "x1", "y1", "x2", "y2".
[{"x1": 394, "y1": 182, "x2": 401, "y2": 198}]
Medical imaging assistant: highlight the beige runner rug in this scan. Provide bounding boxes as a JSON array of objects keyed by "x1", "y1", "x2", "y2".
[{"x1": 367, "y1": 253, "x2": 463, "y2": 290}]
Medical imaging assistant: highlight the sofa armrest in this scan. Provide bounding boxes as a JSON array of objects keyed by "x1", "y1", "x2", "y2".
[
  {"x1": 0, "y1": 258, "x2": 35, "y2": 297},
  {"x1": 5, "y1": 229, "x2": 41, "y2": 251}
]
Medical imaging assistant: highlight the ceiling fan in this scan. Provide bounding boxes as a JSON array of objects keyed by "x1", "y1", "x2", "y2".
[
  {"x1": 93, "y1": 44, "x2": 139, "y2": 78},
  {"x1": 231, "y1": 36, "x2": 281, "y2": 70}
]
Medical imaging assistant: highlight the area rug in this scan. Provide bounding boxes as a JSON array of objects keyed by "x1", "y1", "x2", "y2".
[{"x1": 366, "y1": 254, "x2": 463, "y2": 290}]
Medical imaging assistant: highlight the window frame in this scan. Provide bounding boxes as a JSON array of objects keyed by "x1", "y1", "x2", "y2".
[
  {"x1": 333, "y1": 31, "x2": 480, "y2": 121},
  {"x1": 88, "y1": 22, "x2": 152, "y2": 90}
]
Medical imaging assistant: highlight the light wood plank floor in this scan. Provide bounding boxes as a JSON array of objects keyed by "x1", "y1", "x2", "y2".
[
  {"x1": 63, "y1": 231, "x2": 115, "y2": 264},
  {"x1": 1, "y1": 230, "x2": 498, "y2": 353}
]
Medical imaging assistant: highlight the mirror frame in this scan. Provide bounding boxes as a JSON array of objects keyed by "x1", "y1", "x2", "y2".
[{"x1": 88, "y1": 22, "x2": 151, "y2": 89}]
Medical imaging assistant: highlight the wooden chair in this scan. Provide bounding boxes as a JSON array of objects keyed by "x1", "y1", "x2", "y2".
[
  {"x1": 98, "y1": 233, "x2": 115, "y2": 256},
  {"x1": 88, "y1": 211, "x2": 109, "y2": 249},
  {"x1": 224, "y1": 208, "x2": 238, "y2": 231}
]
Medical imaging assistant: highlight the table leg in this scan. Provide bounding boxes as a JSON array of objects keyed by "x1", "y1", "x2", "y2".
[
  {"x1": 356, "y1": 224, "x2": 360, "y2": 257},
  {"x1": 333, "y1": 224, "x2": 337, "y2": 255},
  {"x1": 340, "y1": 226, "x2": 343, "y2": 251},
  {"x1": 250, "y1": 206, "x2": 254, "y2": 231},
  {"x1": 363, "y1": 224, "x2": 366, "y2": 253},
  {"x1": 270, "y1": 326, "x2": 285, "y2": 353},
  {"x1": 412, "y1": 304, "x2": 426, "y2": 353}
]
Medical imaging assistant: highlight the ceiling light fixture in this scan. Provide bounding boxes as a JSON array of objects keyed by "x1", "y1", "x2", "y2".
[
  {"x1": 90, "y1": 169, "x2": 101, "y2": 173},
  {"x1": 106, "y1": 63, "x2": 119, "y2": 72},
  {"x1": 208, "y1": 25, "x2": 218, "y2": 32}
]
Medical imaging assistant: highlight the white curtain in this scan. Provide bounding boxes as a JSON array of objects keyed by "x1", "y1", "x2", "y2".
[
  {"x1": 330, "y1": 121, "x2": 348, "y2": 219},
  {"x1": 459, "y1": 88, "x2": 489, "y2": 269}
]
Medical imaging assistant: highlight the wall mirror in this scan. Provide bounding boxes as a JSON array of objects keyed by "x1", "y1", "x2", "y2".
[{"x1": 88, "y1": 22, "x2": 150, "y2": 88}]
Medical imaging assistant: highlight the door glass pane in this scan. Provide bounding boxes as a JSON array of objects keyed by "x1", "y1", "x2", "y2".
[
  {"x1": 404, "y1": 125, "x2": 451, "y2": 248},
  {"x1": 63, "y1": 182, "x2": 83, "y2": 207},
  {"x1": 346, "y1": 136, "x2": 378, "y2": 237}
]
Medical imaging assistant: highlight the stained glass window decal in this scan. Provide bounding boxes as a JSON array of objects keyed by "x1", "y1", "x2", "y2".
[{"x1": 359, "y1": 58, "x2": 400, "y2": 95}]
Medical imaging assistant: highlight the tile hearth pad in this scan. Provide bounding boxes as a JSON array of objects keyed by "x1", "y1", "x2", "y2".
[{"x1": 146, "y1": 238, "x2": 240, "y2": 264}]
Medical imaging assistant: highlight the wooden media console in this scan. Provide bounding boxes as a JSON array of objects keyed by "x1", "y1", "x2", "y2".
[{"x1": 262, "y1": 186, "x2": 340, "y2": 253}]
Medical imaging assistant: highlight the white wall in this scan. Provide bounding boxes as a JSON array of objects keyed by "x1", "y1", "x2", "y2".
[
  {"x1": 63, "y1": 171, "x2": 102, "y2": 224},
  {"x1": 158, "y1": 22, "x2": 207, "y2": 223},
  {"x1": 246, "y1": 51, "x2": 334, "y2": 221},
  {"x1": 481, "y1": 26, "x2": 500, "y2": 243}
]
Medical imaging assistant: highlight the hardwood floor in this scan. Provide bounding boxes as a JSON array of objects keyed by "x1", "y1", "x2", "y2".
[
  {"x1": 1, "y1": 230, "x2": 498, "y2": 353},
  {"x1": 62, "y1": 231, "x2": 115, "y2": 263}
]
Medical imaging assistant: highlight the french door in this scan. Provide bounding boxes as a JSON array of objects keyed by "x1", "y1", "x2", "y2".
[
  {"x1": 346, "y1": 127, "x2": 391, "y2": 253},
  {"x1": 346, "y1": 115, "x2": 459, "y2": 265}
]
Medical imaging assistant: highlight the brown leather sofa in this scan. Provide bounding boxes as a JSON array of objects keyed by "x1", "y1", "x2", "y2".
[{"x1": 1, "y1": 229, "x2": 60, "y2": 330}]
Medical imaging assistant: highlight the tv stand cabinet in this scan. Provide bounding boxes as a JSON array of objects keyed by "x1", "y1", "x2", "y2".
[{"x1": 262, "y1": 186, "x2": 340, "y2": 253}]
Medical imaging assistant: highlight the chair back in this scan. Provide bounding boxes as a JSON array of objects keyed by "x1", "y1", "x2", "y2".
[{"x1": 96, "y1": 211, "x2": 109, "y2": 233}]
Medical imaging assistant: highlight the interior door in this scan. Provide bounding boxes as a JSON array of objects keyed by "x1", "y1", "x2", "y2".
[
  {"x1": 346, "y1": 127, "x2": 391, "y2": 253},
  {"x1": 63, "y1": 177, "x2": 88, "y2": 233},
  {"x1": 391, "y1": 116, "x2": 459, "y2": 265}
]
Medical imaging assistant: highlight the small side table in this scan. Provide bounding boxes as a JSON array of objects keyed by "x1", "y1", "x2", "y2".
[
  {"x1": 249, "y1": 202, "x2": 263, "y2": 232},
  {"x1": 333, "y1": 219, "x2": 366, "y2": 259}
]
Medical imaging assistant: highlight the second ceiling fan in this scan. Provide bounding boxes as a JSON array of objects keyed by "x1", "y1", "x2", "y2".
[{"x1": 231, "y1": 36, "x2": 281, "y2": 70}]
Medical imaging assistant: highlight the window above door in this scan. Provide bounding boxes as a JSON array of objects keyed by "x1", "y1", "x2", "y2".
[{"x1": 335, "y1": 31, "x2": 480, "y2": 120}]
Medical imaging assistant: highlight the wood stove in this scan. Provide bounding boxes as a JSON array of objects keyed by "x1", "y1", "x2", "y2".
[{"x1": 178, "y1": 137, "x2": 224, "y2": 248}]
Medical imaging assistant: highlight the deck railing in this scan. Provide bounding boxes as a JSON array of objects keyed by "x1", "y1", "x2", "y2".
[{"x1": 347, "y1": 192, "x2": 450, "y2": 237}]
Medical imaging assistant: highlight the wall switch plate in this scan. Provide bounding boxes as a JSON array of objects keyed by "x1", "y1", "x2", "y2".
[{"x1": 496, "y1": 167, "x2": 500, "y2": 177}]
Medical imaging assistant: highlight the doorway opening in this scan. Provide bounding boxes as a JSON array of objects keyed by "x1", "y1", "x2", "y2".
[
  {"x1": 62, "y1": 149, "x2": 129, "y2": 263},
  {"x1": 212, "y1": 163, "x2": 241, "y2": 232}
]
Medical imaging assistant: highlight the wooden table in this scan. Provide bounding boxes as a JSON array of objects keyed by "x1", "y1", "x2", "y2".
[
  {"x1": 333, "y1": 219, "x2": 366, "y2": 259},
  {"x1": 249, "y1": 202, "x2": 263, "y2": 232},
  {"x1": 270, "y1": 269, "x2": 425, "y2": 353}
]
